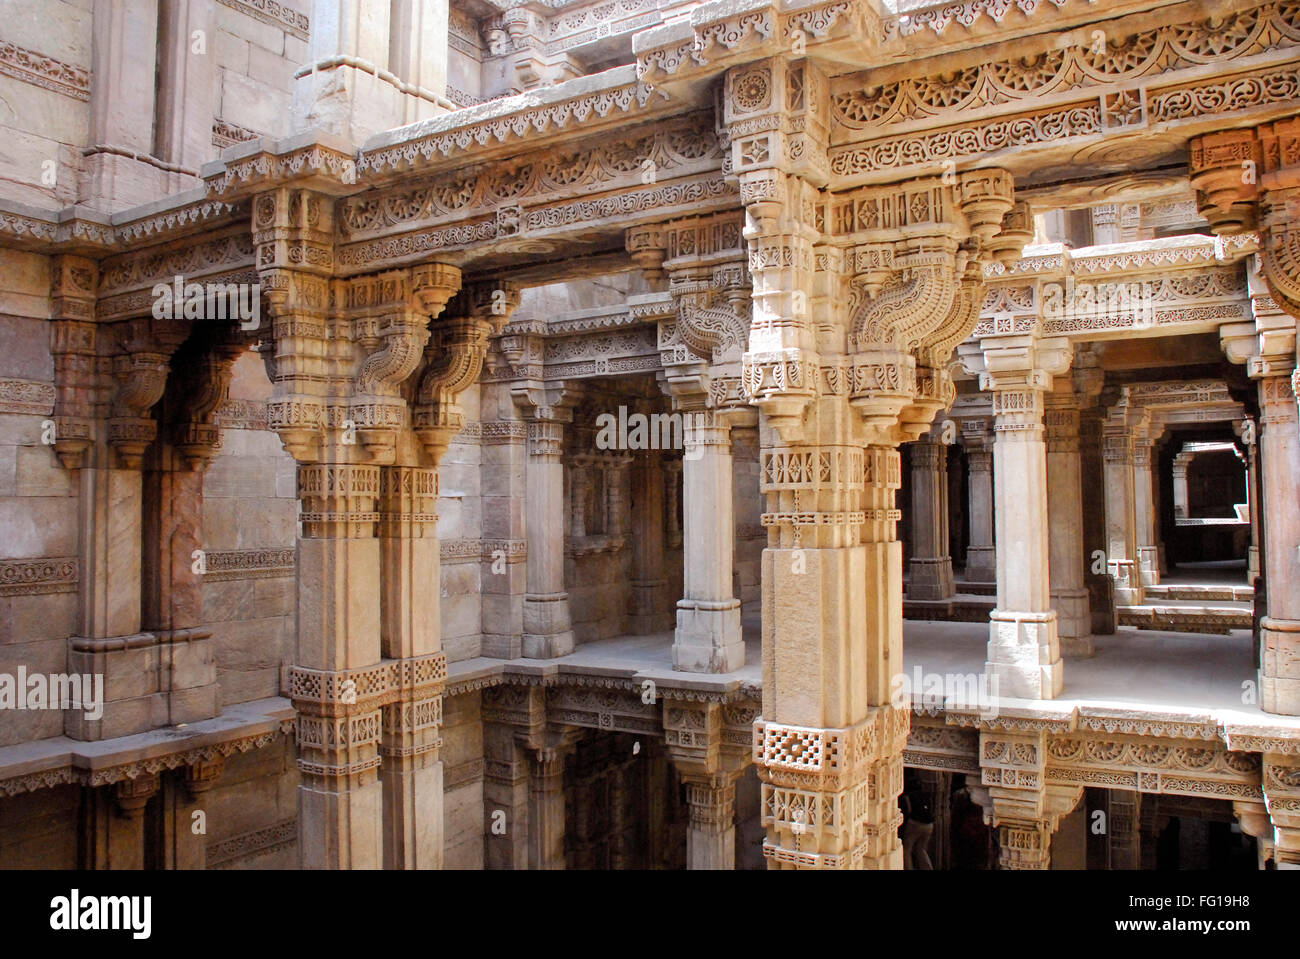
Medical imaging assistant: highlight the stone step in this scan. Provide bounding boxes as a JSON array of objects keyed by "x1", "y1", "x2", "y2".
[
  {"x1": 1116, "y1": 605, "x2": 1252, "y2": 635},
  {"x1": 1143, "y1": 584, "x2": 1254, "y2": 602}
]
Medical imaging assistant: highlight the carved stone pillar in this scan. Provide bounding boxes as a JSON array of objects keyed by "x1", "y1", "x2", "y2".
[
  {"x1": 1105, "y1": 789, "x2": 1142, "y2": 870},
  {"x1": 529, "y1": 746, "x2": 569, "y2": 869},
  {"x1": 377, "y1": 467, "x2": 445, "y2": 870},
  {"x1": 962, "y1": 426, "x2": 997, "y2": 583},
  {"x1": 1192, "y1": 122, "x2": 1300, "y2": 714},
  {"x1": 1244, "y1": 429, "x2": 1261, "y2": 584},
  {"x1": 1045, "y1": 395, "x2": 1093, "y2": 657},
  {"x1": 721, "y1": 54, "x2": 1024, "y2": 868},
  {"x1": 1132, "y1": 435, "x2": 1161, "y2": 588},
  {"x1": 1172, "y1": 451, "x2": 1190, "y2": 520},
  {"x1": 291, "y1": 462, "x2": 386, "y2": 870},
  {"x1": 970, "y1": 721, "x2": 1082, "y2": 870},
  {"x1": 513, "y1": 391, "x2": 576, "y2": 659},
  {"x1": 1102, "y1": 391, "x2": 1145, "y2": 605},
  {"x1": 664, "y1": 458, "x2": 682, "y2": 548},
  {"x1": 663, "y1": 699, "x2": 749, "y2": 870},
  {"x1": 1257, "y1": 373, "x2": 1300, "y2": 714},
  {"x1": 908, "y1": 427, "x2": 955, "y2": 601},
  {"x1": 674, "y1": 410, "x2": 743, "y2": 673},
  {"x1": 1263, "y1": 756, "x2": 1300, "y2": 869},
  {"x1": 979, "y1": 337, "x2": 1071, "y2": 699}
]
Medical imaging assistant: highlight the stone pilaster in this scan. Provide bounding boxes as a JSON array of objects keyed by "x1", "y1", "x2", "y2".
[
  {"x1": 1105, "y1": 789, "x2": 1142, "y2": 870},
  {"x1": 1044, "y1": 394, "x2": 1093, "y2": 657},
  {"x1": 1263, "y1": 756, "x2": 1300, "y2": 869},
  {"x1": 907, "y1": 427, "x2": 955, "y2": 601}
]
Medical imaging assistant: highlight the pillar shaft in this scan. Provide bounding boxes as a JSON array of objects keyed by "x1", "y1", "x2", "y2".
[
  {"x1": 629, "y1": 451, "x2": 671, "y2": 633},
  {"x1": 292, "y1": 463, "x2": 385, "y2": 870},
  {"x1": 1045, "y1": 401, "x2": 1092, "y2": 656},
  {"x1": 964, "y1": 442, "x2": 996, "y2": 582},
  {"x1": 1103, "y1": 413, "x2": 1144, "y2": 605},
  {"x1": 378, "y1": 466, "x2": 445, "y2": 870},
  {"x1": 908, "y1": 430, "x2": 955, "y2": 601},
  {"x1": 1132, "y1": 439, "x2": 1161, "y2": 587},
  {"x1": 523, "y1": 419, "x2": 575, "y2": 658},
  {"x1": 683, "y1": 776, "x2": 737, "y2": 870},
  {"x1": 1258, "y1": 373, "x2": 1300, "y2": 714},
  {"x1": 674, "y1": 412, "x2": 743, "y2": 672},
  {"x1": 528, "y1": 749, "x2": 567, "y2": 869},
  {"x1": 987, "y1": 384, "x2": 1062, "y2": 699}
]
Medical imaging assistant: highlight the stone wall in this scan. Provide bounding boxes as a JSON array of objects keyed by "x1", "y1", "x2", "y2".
[{"x1": 0, "y1": 248, "x2": 74, "y2": 747}]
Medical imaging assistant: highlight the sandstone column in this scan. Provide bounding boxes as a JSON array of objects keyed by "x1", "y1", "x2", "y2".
[
  {"x1": 1045, "y1": 395, "x2": 1093, "y2": 656},
  {"x1": 1172, "y1": 449, "x2": 1190, "y2": 519},
  {"x1": 673, "y1": 409, "x2": 743, "y2": 672},
  {"x1": 513, "y1": 391, "x2": 576, "y2": 659},
  {"x1": 1257, "y1": 372, "x2": 1300, "y2": 713},
  {"x1": 908, "y1": 426, "x2": 956, "y2": 601},
  {"x1": 980, "y1": 337, "x2": 1071, "y2": 699},
  {"x1": 1244, "y1": 428, "x2": 1261, "y2": 583},
  {"x1": 529, "y1": 746, "x2": 568, "y2": 869},
  {"x1": 1102, "y1": 392, "x2": 1145, "y2": 605},
  {"x1": 962, "y1": 424, "x2": 997, "y2": 584},
  {"x1": 1132, "y1": 433, "x2": 1161, "y2": 587}
]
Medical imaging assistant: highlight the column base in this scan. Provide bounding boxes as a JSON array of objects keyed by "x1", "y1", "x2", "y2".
[
  {"x1": 1108, "y1": 560, "x2": 1143, "y2": 605},
  {"x1": 673, "y1": 600, "x2": 744, "y2": 673},
  {"x1": 629, "y1": 579, "x2": 674, "y2": 635},
  {"x1": 522, "y1": 592, "x2": 575, "y2": 659},
  {"x1": 1138, "y1": 546, "x2": 1160, "y2": 587},
  {"x1": 1050, "y1": 588, "x2": 1093, "y2": 658},
  {"x1": 965, "y1": 547, "x2": 996, "y2": 584},
  {"x1": 1262, "y1": 617, "x2": 1300, "y2": 715},
  {"x1": 986, "y1": 609, "x2": 1063, "y2": 700},
  {"x1": 907, "y1": 557, "x2": 955, "y2": 601}
]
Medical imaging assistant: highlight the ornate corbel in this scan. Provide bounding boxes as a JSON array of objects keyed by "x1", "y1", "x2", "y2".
[
  {"x1": 168, "y1": 336, "x2": 245, "y2": 471},
  {"x1": 413, "y1": 277, "x2": 515, "y2": 463},
  {"x1": 109, "y1": 317, "x2": 188, "y2": 469}
]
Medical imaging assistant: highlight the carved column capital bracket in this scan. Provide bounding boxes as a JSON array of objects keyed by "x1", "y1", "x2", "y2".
[
  {"x1": 183, "y1": 755, "x2": 226, "y2": 801},
  {"x1": 113, "y1": 773, "x2": 161, "y2": 819},
  {"x1": 49, "y1": 265, "x2": 101, "y2": 470}
]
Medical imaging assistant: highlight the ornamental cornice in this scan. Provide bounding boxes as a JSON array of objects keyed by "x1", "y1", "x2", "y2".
[{"x1": 0, "y1": 717, "x2": 295, "y2": 799}]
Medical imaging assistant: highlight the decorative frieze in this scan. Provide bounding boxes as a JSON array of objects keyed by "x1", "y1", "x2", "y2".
[
  {"x1": 215, "y1": 0, "x2": 309, "y2": 40},
  {"x1": 0, "y1": 378, "x2": 55, "y2": 415},
  {"x1": 201, "y1": 548, "x2": 294, "y2": 582},
  {"x1": 0, "y1": 39, "x2": 89, "y2": 101},
  {"x1": 0, "y1": 557, "x2": 77, "y2": 596},
  {"x1": 206, "y1": 818, "x2": 297, "y2": 869}
]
